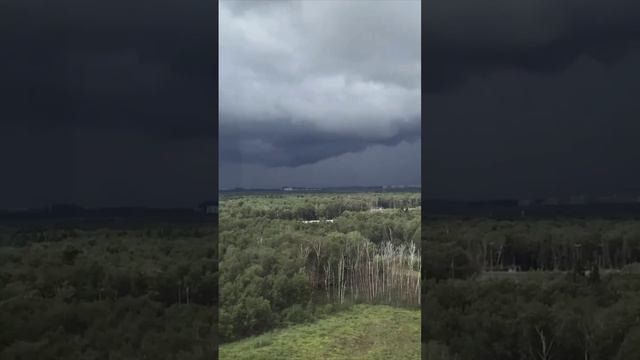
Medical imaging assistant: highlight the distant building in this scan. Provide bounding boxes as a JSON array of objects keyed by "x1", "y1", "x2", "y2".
[
  {"x1": 281, "y1": 186, "x2": 321, "y2": 192},
  {"x1": 197, "y1": 201, "x2": 218, "y2": 214},
  {"x1": 302, "y1": 219, "x2": 334, "y2": 224}
]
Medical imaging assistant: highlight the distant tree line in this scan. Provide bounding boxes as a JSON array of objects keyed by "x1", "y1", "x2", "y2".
[
  {"x1": 220, "y1": 193, "x2": 421, "y2": 221},
  {"x1": 425, "y1": 219, "x2": 640, "y2": 281}
]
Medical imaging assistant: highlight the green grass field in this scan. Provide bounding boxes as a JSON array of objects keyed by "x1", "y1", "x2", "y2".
[{"x1": 219, "y1": 305, "x2": 420, "y2": 360}]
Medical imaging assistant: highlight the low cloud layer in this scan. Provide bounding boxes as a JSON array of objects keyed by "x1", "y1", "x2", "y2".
[
  {"x1": 221, "y1": 140, "x2": 420, "y2": 190},
  {"x1": 219, "y1": 0, "x2": 421, "y2": 167}
]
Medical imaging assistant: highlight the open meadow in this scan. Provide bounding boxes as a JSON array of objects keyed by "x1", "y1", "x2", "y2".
[{"x1": 220, "y1": 304, "x2": 420, "y2": 360}]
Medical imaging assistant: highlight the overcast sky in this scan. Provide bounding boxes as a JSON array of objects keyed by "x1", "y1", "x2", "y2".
[
  {"x1": 423, "y1": 0, "x2": 640, "y2": 200},
  {"x1": 219, "y1": 0, "x2": 421, "y2": 189},
  {"x1": 5, "y1": 0, "x2": 640, "y2": 207},
  {"x1": 1, "y1": 0, "x2": 217, "y2": 208}
]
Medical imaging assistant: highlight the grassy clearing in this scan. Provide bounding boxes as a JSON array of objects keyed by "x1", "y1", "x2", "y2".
[{"x1": 219, "y1": 305, "x2": 420, "y2": 360}]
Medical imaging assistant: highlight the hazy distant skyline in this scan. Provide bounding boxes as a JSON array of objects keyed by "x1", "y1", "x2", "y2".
[{"x1": 219, "y1": 0, "x2": 421, "y2": 189}]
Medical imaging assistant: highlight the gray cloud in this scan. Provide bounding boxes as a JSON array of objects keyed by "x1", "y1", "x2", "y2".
[
  {"x1": 221, "y1": 141, "x2": 420, "y2": 190},
  {"x1": 220, "y1": 114, "x2": 419, "y2": 167},
  {"x1": 219, "y1": 0, "x2": 421, "y2": 167},
  {"x1": 1, "y1": 0, "x2": 216, "y2": 140},
  {"x1": 1, "y1": 0, "x2": 217, "y2": 207},
  {"x1": 424, "y1": 48, "x2": 640, "y2": 200},
  {"x1": 425, "y1": 0, "x2": 640, "y2": 92}
]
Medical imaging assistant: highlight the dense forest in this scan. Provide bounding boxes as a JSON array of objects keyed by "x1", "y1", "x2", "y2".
[
  {"x1": 424, "y1": 218, "x2": 640, "y2": 360},
  {"x1": 0, "y1": 218, "x2": 216, "y2": 359},
  {"x1": 219, "y1": 192, "x2": 421, "y2": 343}
]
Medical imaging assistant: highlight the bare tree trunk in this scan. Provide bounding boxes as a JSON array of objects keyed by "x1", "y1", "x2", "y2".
[{"x1": 535, "y1": 326, "x2": 554, "y2": 360}]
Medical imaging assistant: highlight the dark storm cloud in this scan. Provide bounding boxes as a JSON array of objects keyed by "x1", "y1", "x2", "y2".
[
  {"x1": 1, "y1": 0, "x2": 216, "y2": 139},
  {"x1": 423, "y1": 49, "x2": 640, "y2": 200},
  {"x1": 1, "y1": 0, "x2": 216, "y2": 207},
  {"x1": 425, "y1": 0, "x2": 640, "y2": 92},
  {"x1": 221, "y1": 141, "x2": 420, "y2": 190},
  {"x1": 220, "y1": 115, "x2": 420, "y2": 167},
  {"x1": 219, "y1": 0, "x2": 421, "y2": 168}
]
